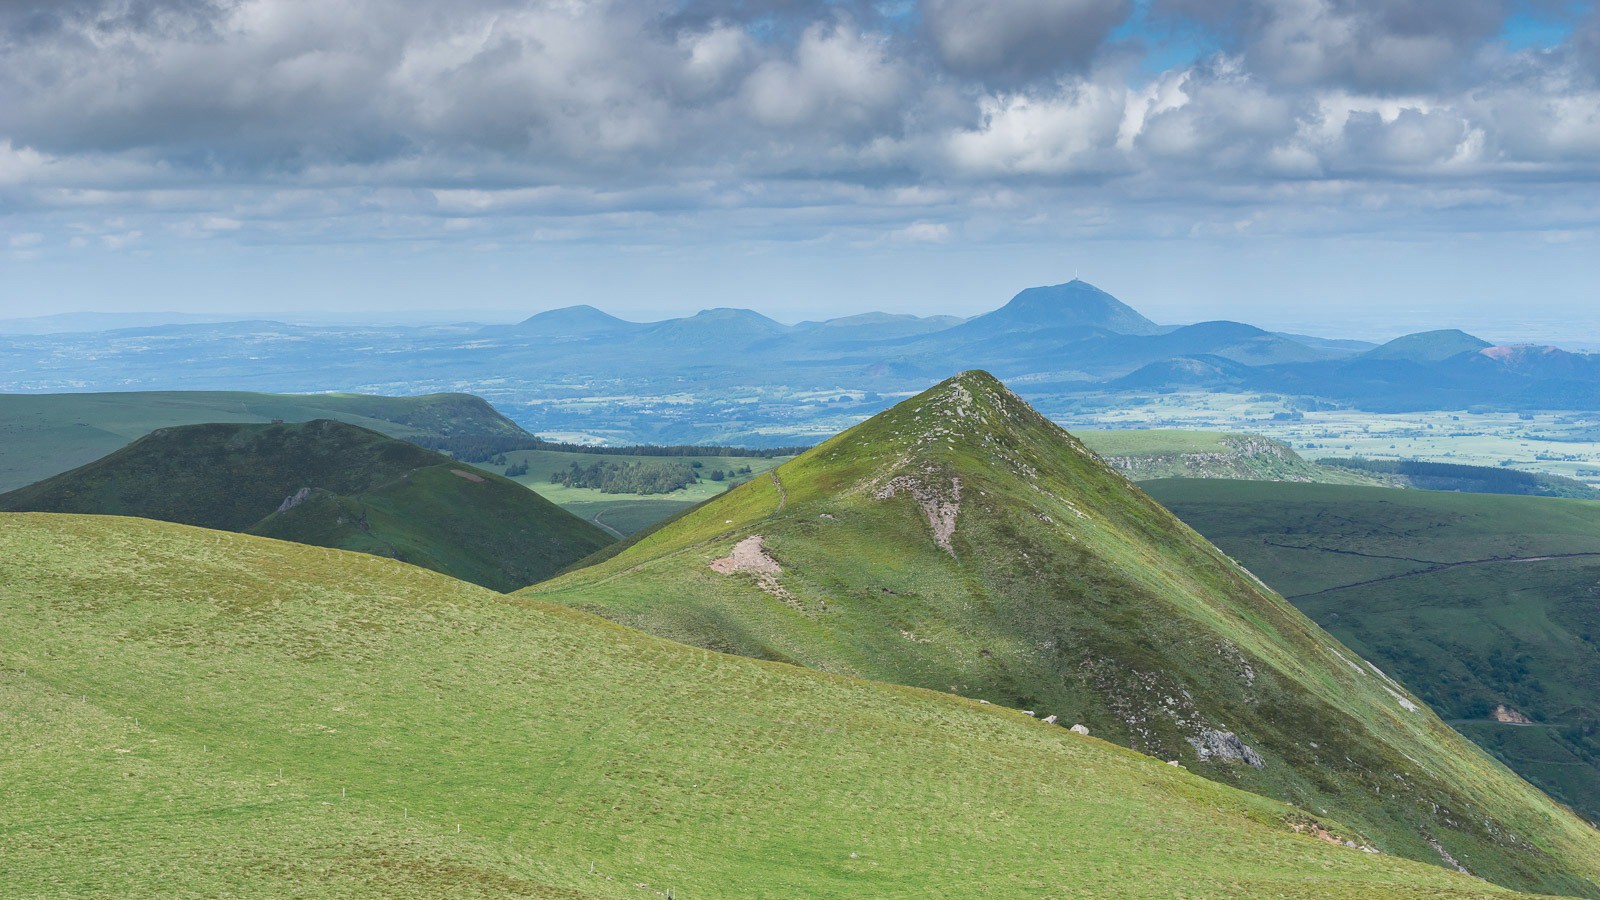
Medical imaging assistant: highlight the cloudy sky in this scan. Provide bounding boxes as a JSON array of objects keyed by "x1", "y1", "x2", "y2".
[{"x1": 2, "y1": 0, "x2": 1598, "y2": 338}]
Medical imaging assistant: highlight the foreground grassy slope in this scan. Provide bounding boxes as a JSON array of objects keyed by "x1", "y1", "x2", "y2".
[
  {"x1": 0, "y1": 389, "x2": 528, "y2": 492},
  {"x1": 1145, "y1": 478, "x2": 1600, "y2": 822},
  {"x1": 0, "y1": 514, "x2": 1514, "y2": 898},
  {"x1": 0, "y1": 420, "x2": 610, "y2": 590},
  {"x1": 531, "y1": 372, "x2": 1600, "y2": 897}
]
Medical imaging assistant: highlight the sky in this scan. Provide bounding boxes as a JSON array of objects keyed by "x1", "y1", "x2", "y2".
[{"x1": 2, "y1": 0, "x2": 1599, "y2": 340}]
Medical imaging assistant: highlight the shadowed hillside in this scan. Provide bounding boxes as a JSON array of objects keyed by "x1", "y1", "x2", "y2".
[
  {"x1": 0, "y1": 389, "x2": 533, "y2": 492},
  {"x1": 1145, "y1": 478, "x2": 1600, "y2": 822},
  {"x1": 0, "y1": 420, "x2": 610, "y2": 590}
]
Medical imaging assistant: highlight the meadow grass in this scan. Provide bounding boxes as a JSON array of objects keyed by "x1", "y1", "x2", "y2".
[{"x1": 0, "y1": 512, "x2": 1518, "y2": 898}]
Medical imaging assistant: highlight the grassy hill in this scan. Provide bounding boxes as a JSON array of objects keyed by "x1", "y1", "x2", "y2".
[
  {"x1": 0, "y1": 420, "x2": 610, "y2": 591},
  {"x1": 0, "y1": 389, "x2": 530, "y2": 492},
  {"x1": 1075, "y1": 429, "x2": 1386, "y2": 484},
  {"x1": 527, "y1": 371, "x2": 1600, "y2": 897},
  {"x1": 1144, "y1": 478, "x2": 1600, "y2": 822},
  {"x1": 0, "y1": 513, "x2": 1523, "y2": 897}
]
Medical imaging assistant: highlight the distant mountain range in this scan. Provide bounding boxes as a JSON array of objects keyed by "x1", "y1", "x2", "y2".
[{"x1": 2, "y1": 279, "x2": 1596, "y2": 442}]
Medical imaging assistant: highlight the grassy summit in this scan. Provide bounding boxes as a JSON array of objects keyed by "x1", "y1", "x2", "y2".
[
  {"x1": 0, "y1": 419, "x2": 610, "y2": 590},
  {"x1": 0, "y1": 513, "x2": 1525, "y2": 897},
  {"x1": 529, "y1": 371, "x2": 1600, "y2": 897}
]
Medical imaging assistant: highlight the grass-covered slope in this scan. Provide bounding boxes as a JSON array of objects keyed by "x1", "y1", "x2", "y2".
[
  {"x1": 0, "y1": 420, "x2": 610, "y2": 590},
  {"x1": 1144, "y1": 478, "x2": 1600, "y2": 822},
  {"x1": 0, "y1": 514, "x2": 1517, "y2": 898},
  {"x1": 0, "y1": 389, "x2": 530, "y2": 492},
  {"x1": 1075, "y1": 429, "x2": 1387, "y2": 484},
  {"x1": 529, "y1": 371, "x2": 1600, "y2": 897}
]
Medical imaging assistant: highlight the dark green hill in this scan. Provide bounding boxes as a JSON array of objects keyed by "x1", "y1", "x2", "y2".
[
  {"x1": 0, "y1": 513, "x2": 1523, "y2": 897},
  {"x1": 0, "y1": 389, "x2": 533, "y2": 492},
  {"x1": 0, "y1": 420, "x2": 610, "y2": 590},
  {"x1": 529, "y1": 371, "x2": 1600, "y2": 896},
  {"x1": 1364, "y1": 330, "x2": 1492, "y2": 363},
  {"x1": 1143, "y1": 478, "x2": 1600, "y2": 822}
]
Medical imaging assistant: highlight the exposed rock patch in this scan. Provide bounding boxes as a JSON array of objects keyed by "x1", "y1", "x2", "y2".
[
  {"x1": 1187, "y1": 729, "x2": 1266, "y2": 768},
  {"x1": 1492, "y1": 704, "x2": 1533, "y2": 725},
  {"x1": 874, "y1": 475, "x2": 961, "y2": 555},
  {"x1": 277, "y1": 487, "x2": 313, "y2": 513},
  {"x1": 1428, "y1": 837, "x2": 1471, "y2": 875}
]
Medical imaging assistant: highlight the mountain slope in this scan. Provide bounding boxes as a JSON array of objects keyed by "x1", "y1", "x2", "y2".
[
  {"x1": 0, "y1": 420, "x2": 610, "y2": 590},
  {"x1": 529, "y1": 371, "x2": 1600, "y2": 897},
  {"x1": 1143, "y1": 478, "x2": 1600, "y2": 822},
  {"x1": 0, "y1": 513, "x2": 1518, "y2": 898}
]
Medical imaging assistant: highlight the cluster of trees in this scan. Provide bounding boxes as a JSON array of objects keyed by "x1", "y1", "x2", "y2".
[
  {"x1": 696, "y1": 462, "x2": 754, "y2": 482},
  {"x1": 551, "y1": 460, "x2": 701, "y2": 495},
  {"x1": 548, "y1": 460, "x2": 758, "y2": 494}
]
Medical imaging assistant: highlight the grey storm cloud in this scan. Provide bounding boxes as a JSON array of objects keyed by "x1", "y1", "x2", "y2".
[
  {"x1": 1, "y1": 0, "x2": 1598, "y2": 249},
  {"x1": 922, "y1": 0, "x2": 1132, "y2": 85},
  {"x1": 1155, "y1": 0, "x2": 1546, "y2": 92}
]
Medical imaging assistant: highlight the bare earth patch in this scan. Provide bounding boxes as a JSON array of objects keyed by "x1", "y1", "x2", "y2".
[
  {"x1": 450, "y1": 469, "x2": 486, "y2": 483},
  {"x1": 710, "y1": 535, "x2": 781, "y2": 576},
  {"x1": 709, "y1": 535, "x2": 793, "y2": 604}
]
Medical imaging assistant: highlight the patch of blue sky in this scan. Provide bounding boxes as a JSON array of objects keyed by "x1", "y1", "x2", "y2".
[{"x1": 1501, "y1": 2, "x2": 1585, "y2": 50}]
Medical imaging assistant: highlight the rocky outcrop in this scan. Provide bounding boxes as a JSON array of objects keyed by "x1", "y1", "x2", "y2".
[
  {"x1": 874, "y1": 475, "x2": 961, "y2": 555},
  {"x1": 1493, "y1": 704, "x2": 1533, "y2": 725},
  {"x1": 1187, "y1": 728, "x2": 1265, "y2": 768},
  {"x1": 277, "y1": 487, "x2": 313, "y2": 513}
]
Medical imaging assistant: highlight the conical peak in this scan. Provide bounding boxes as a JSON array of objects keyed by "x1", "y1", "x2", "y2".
[
  {"x1": 835, "y1": 370, "x2": 1092, "y2": 481},
  {"x1": 895, "y1": 370, "x2": 1031, "y2": 432}
]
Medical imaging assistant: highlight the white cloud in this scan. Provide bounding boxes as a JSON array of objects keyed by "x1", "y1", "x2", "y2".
[
  {"x1": 890, "y1": 221, "x2": 951, "y2": 242},
  {"x1": 0, "y1": 0, "x2": 1595, "y2": 255}
]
